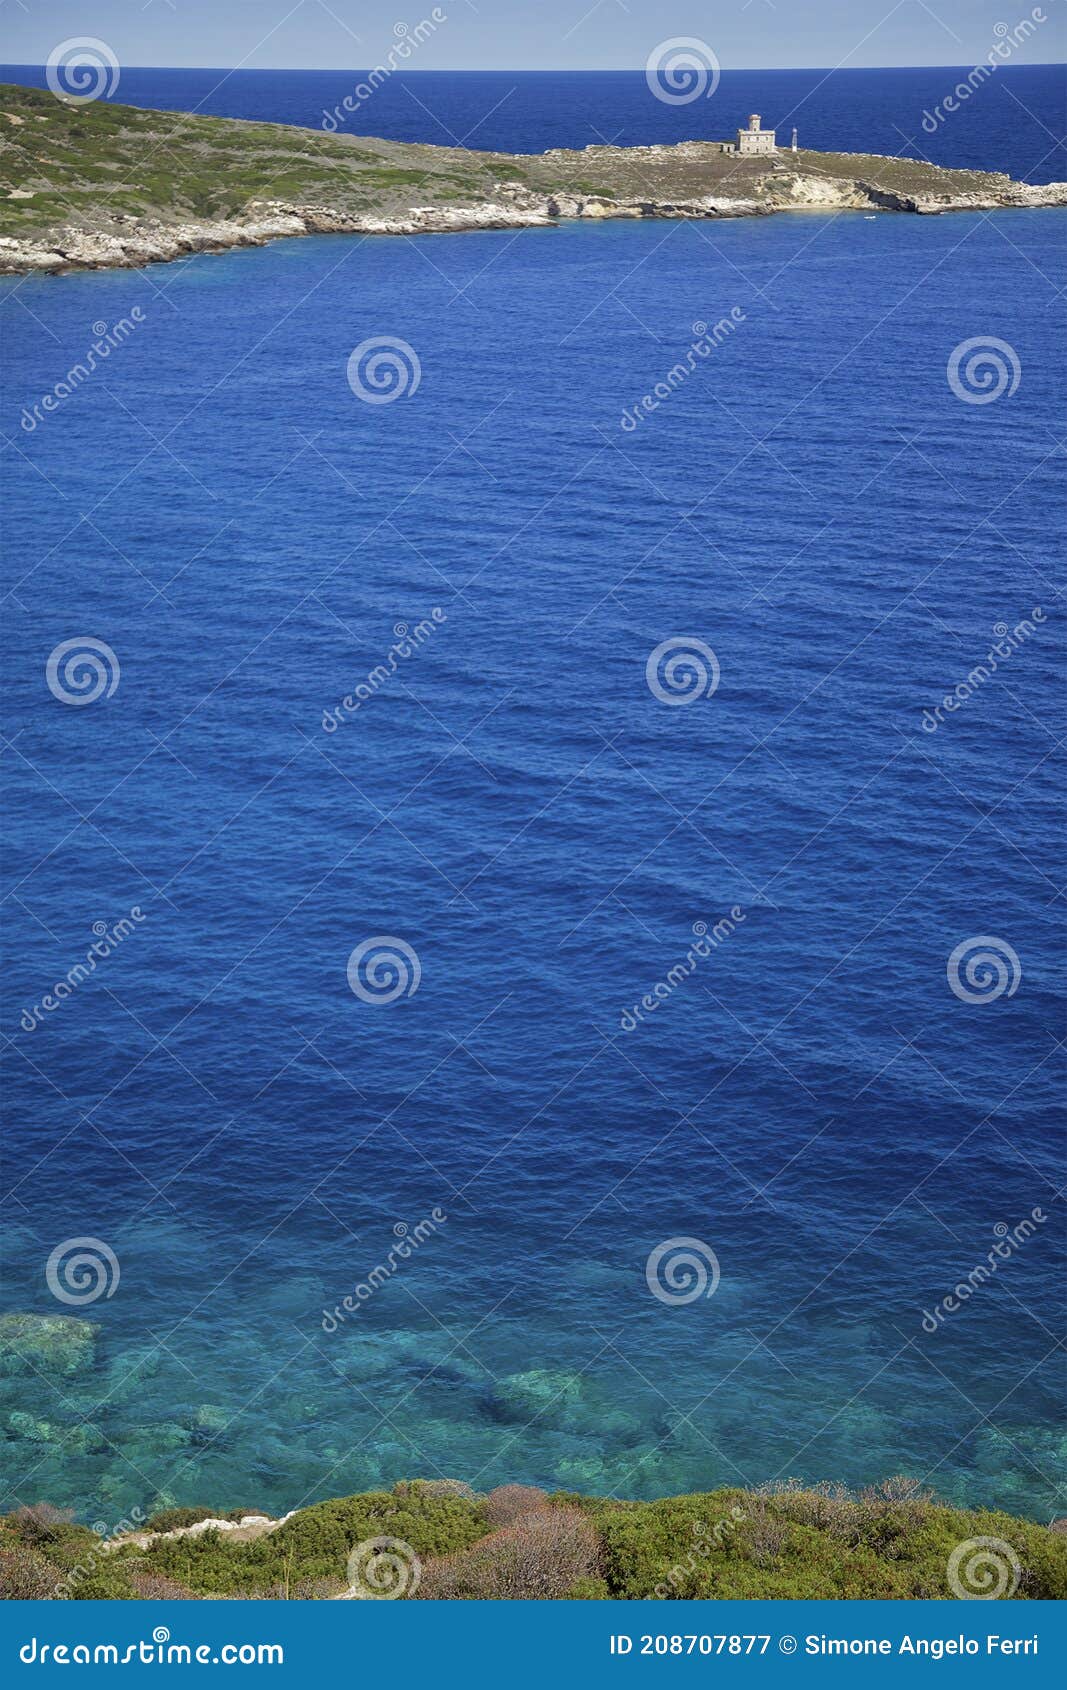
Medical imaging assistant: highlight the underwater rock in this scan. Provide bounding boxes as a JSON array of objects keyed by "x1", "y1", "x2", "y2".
[
  {"x1": 555, "y1": 1454, "x2": 609, "y2": 1490},
  {"x1": 489, "y1": 1369, "x2": 587, "y2": 1424},
  {"x1": 3, "y1": 1410, "x2": 105, "y2": 1453},
  {"x1": 61, "y1": 1423, "x2": 107, "y2": 1455},
  {"x1": 596, "y1": 1406, "x2": 646, "y2": 1446},
  {"x1": 6, "y1": 1409, "x2": 55, "y2": 1442},
  {"x1": 122, "y1": 1423, "x2": 194, "y2": 1460},
  {"x1": 337, "y1": 1328, "x2": 484, "y2": 1389},
  {"x1": 189, "y1": 1404, "x2": 229, "y2": 1443},
  {"x1": 99, "y1": 1345, "x2": 162, "y2": 1403},
  {"x1": 970, "y1": 1424, "x2": 1067, "y2": 1518},
  {"x1": 0, "y1": 1312, "x2": 98, "y2": 1378}
]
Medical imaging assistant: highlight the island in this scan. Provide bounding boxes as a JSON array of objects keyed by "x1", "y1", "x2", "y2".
[{"x1": 1, "y1": 82, "x2": 1064, "y2": 275}]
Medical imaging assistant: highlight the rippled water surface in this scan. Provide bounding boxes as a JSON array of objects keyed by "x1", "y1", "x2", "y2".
[{"x1": 1, "y1": 105, "x2": 1065, "y2": 1525}]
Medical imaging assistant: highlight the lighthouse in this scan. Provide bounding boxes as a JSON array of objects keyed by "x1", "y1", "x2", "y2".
[{"x1": 735, "y1": 113, "x2": 777, "y2": 155}]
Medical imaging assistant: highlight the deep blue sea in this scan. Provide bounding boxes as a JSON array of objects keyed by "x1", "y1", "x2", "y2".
[
  {"x1": 1, "y1": 62, "x2": 1066, "y2": 180},
  {"x1": 1, "y1": 68, "x2": 1065, "y2": 1530}
]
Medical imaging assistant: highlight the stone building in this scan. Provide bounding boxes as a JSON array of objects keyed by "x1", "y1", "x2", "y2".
[{"x1": 735, "y1": 113, "x2": 777, "y2": 154}]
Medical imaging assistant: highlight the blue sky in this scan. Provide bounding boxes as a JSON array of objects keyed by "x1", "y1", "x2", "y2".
[{"x1": 4, "y1": 0, "x2": 1065, "y2": 70}]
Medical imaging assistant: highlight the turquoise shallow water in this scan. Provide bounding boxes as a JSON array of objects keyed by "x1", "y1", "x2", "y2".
[{"x1": 2, "y1": 192, "x2": 1065, "y2": 1525}]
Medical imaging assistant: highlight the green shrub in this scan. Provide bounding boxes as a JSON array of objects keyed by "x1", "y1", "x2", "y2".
[
  {"x1": 563, "y1": 1576, "x2": 610, "y2": 1599},
  {"x1": 7, "y1": 1480, "x2": 1066, "y2": 1602},
  {"x1": 0, "y1": 1513, "x2": 142, "y2": 1600},
  {"x1": 128, "y1": 1486, "x2": 490, "y2": 1597},
  {"x1": 7, "y1": 1503, "x2": 75, "y2": 1546},
  {"x1": 590, "y1": 1488, "x2": 1067, "y2": 1600}
]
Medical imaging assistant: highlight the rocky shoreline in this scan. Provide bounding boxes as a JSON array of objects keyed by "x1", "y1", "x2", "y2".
[
  {"x1": 2, "y1": 80, "x2": 1064, "y2": 278},
  {"x1": 3, "y1": 174, "x2": 1065, "y2": 277}
]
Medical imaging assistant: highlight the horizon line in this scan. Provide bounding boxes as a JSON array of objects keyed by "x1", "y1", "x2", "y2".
[{"x1": 2, "y1": 61, "x2": 1065, "y2": 75}]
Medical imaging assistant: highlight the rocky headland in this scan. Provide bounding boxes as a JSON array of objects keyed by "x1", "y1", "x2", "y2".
[{"x1": 1, "y1": 82, "x2": 1064, "y2": 276}]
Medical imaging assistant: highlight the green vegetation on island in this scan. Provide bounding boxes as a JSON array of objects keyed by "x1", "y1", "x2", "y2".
[{"x1": 2, "y1": 1478, "x2": 1064, "y2": 1601}]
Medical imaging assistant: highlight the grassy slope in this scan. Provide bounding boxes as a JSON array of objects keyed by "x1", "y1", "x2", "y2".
[
  {"x1": 0, "y1": 81, "x2": 1015, "y2": 244},
  {"x1": 3, "y1": 1481, "x2": 1065, "y2": 1600}
]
